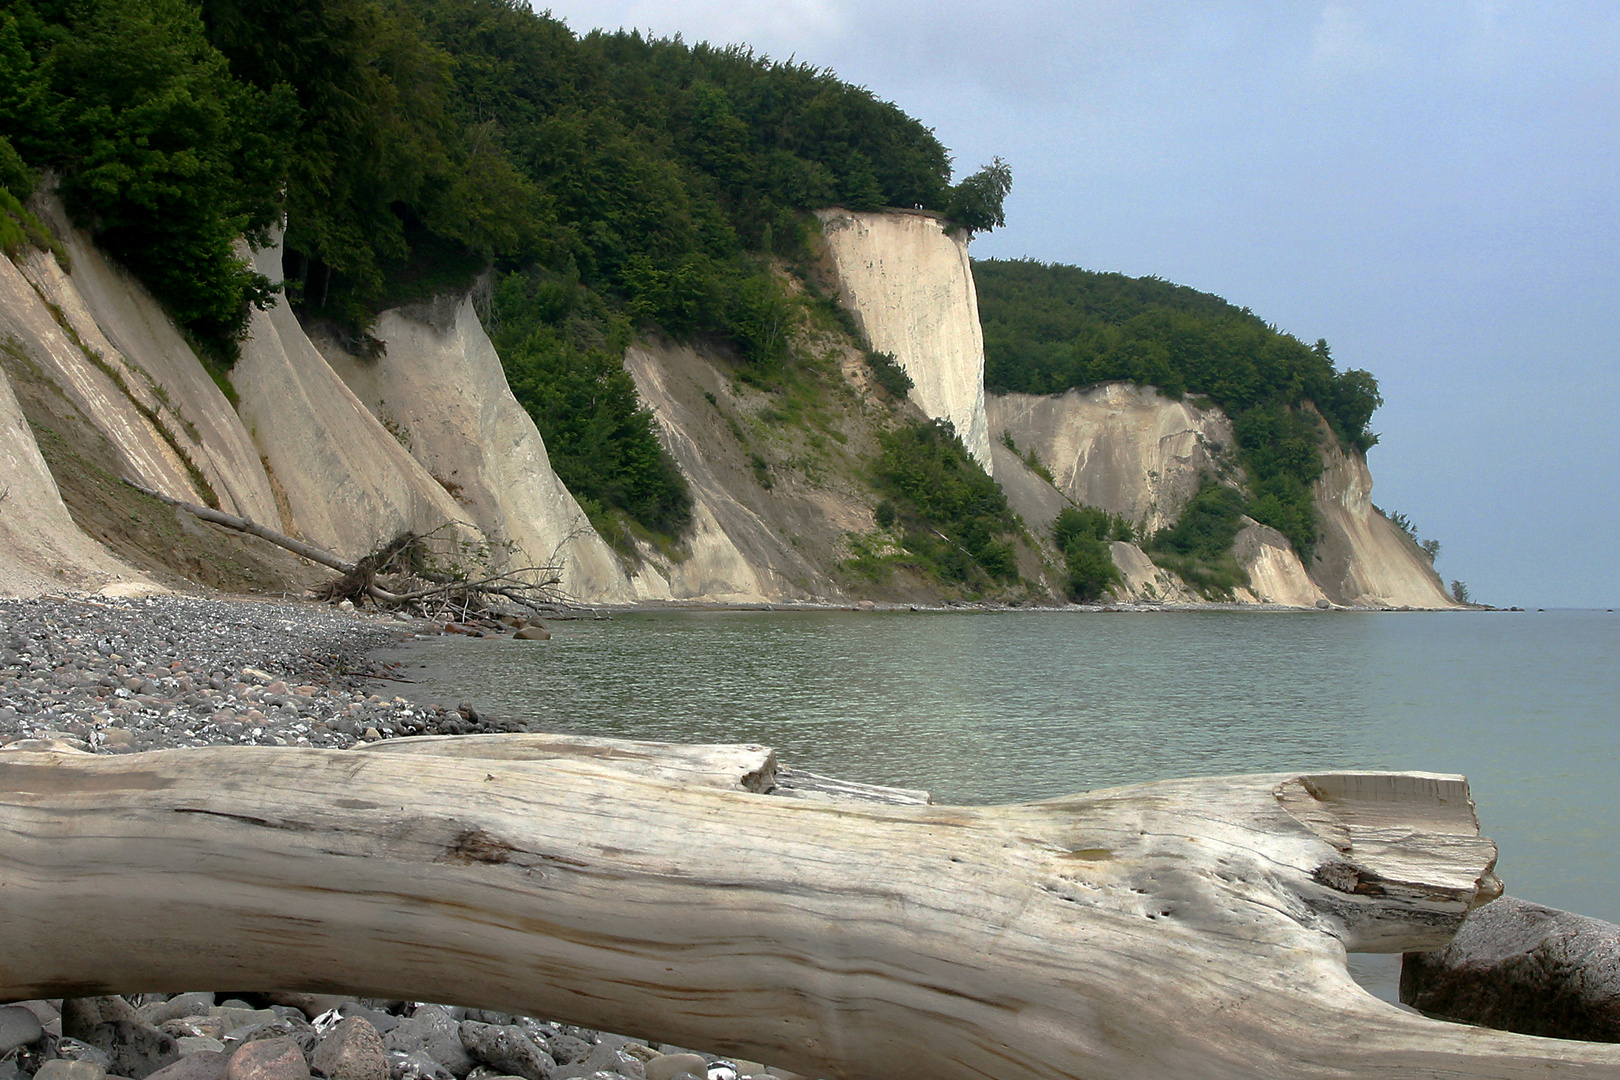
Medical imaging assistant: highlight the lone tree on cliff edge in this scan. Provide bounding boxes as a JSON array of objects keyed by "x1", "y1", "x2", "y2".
[{"x1": 947, "y1": 157, "x2": 1013, "y2": 235}]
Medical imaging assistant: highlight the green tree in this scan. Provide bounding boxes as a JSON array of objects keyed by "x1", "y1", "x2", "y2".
[
  {"x1": 9, "y1": 0, "x2": 295, "y2": 348},
  {"x1": 946, "y1": 157, "x2": 1012, "y2": 235}
]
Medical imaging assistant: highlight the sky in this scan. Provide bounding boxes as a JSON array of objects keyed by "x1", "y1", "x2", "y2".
[{"x1": 537, "y1": 0, "x2": 1619, "y2": 607}]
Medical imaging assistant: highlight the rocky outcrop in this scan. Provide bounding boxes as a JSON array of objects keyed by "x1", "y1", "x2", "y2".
[
  {"x1": 815, "y1": 209, "x2": 992, "y2": 468},
  {"x1": 988, "y1": 384, "x2": 1234, "y2": 535},
  {"x1": 1312, "y1": 443, "x2": 1456, "y2": 608},
  {"x1": 231, "y1": 235, "x2": 478, "y2": 562},
  {"x1": 319, "y1": 294, "x2": 636, "y2": 603},
  {"x1": 1401, "y1": 895, "x2": 1620, "y2": 1041}
]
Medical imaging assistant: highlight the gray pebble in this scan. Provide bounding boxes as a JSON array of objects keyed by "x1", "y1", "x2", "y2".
[
  {"x1": 34, "y1": 1063, "x2": 107, "y2": 1080},
  {"x1": 384, "y1": 1009, "x2": 473, "y2": 1079},
  {"x1": 0, "y1": 1005, "x2": 43, "y2": 1054},
  {"x1": 457, "y1": 1024, "x2": 552, "y2": 1080}
]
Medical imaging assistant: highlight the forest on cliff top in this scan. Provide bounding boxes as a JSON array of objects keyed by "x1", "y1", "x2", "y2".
[{"x1": 1, "y1": 0, "x2": 1386, "y2": 589}]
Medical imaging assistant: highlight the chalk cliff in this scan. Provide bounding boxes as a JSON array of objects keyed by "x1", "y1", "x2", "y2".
[
  {"x1": 0, "y1": 200, "x2": 1455, "y2": 610},
  {"x1": 0, "y1": 359, "x2": 154, "y2": 597},
  {"x1": 1312, "y1": 444, "x2": 1455, "y2": 608},
  {"x1": 987, "y1": 381, "x2": 1453, "y2": 608},
  {"x1": 987, "y1": 384, "x2": 1234, "y2": 535},
  {"x1": 0, "y1": 212, "x2": 628, "y2": 600},
  {"x1": 815, "y1": 209, "x2": 993, "y2": 468},
  {"x1": 318, "y1": 294, "x2": 638, "y2": 603}
]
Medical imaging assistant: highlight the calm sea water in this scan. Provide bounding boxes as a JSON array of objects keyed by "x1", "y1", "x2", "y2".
[{"x1": 381, "y1": 608, "x2": 1620, "y2": 924}]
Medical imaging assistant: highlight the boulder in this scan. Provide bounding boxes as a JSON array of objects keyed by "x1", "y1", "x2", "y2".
[{"x1": 1402, "y1": 895, "x2": 1620, "y2": 1041}]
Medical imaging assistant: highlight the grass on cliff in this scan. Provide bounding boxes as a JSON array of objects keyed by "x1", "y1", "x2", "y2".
[{"x1": 869, "y1": 419, "x2": 1020, "y2": 589}]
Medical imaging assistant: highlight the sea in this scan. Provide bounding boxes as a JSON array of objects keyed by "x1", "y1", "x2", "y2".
[{"x1": 380, "y1": 607, "x2": 1620, "y2": 999}]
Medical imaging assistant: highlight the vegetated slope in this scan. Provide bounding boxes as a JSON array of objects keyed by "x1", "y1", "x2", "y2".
[
  {"x1": 0, "y1": 0, "x2": 1014, "y2": 567},
  {"x1": 974, "y1": 258, "x2": 1382, "y2": 562}
]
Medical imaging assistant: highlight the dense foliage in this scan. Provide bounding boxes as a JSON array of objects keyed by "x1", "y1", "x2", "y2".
[
  {"x1": 974, "y1": 258, "x2": 1384, "y2": 558},
  {"x1": 1050, "y1": 506, "x2": 1128, "y2": 602},
  {"x1": 1, "y1": 0, "x2": 293, "y2": 349},
  {"x1": 1143, "y1": 481, "x2": 1249, "y2": 597},
  {"x1": 875, "y1": 420, "x2": 1019, "y2": 586},
  {"x1": 490, "y1": 266, "x2": 691, "y2": 542}
]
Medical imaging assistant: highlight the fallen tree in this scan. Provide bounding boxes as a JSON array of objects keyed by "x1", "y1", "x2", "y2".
[
  {"x1": 120, "y1": 479, "x2": 566, "y2": 618},
  {"x1": 1, "y1": 737, "x2": 1617, "y2": 1079}
]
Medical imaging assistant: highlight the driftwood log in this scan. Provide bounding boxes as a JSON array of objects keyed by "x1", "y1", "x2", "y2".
[{"x1": 2, "y1": 737, "x2": 1618, "y2": 1079}]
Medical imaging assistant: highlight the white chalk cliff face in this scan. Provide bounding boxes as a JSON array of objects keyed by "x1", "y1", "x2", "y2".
[
  {"x1": 624, "y1": 341, "x2": 853, "y2": 603},
  {"x1": 0, "y1": 200, "x2": 279, "y2": 523},
  {"x1": 231, "y1": 234, "x2": 480, "y2": 562},
  {"x1": 1312, "y1": 445, "x2": 1456, "y2": 608},
  {"x1": 319, "y1": 293, "x2": 637, "y2": 603},
  {"x1": 1232, "y1": 520, "x2": 1328, "y2": 608},
  {"x1": 988, "y1": 384, "x2": 1234, "y2": 534},
  {"x1": 0, "y1": 359, "x2": 155, "y2": 598},
  {"x1": 815, "y1": 209, "x2": 992, "y2": 468}
]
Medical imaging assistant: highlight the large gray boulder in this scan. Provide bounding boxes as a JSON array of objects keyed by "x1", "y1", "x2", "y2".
[{"x1": 1402, "y1": 895, "x2": 1620, "y2": 1041}]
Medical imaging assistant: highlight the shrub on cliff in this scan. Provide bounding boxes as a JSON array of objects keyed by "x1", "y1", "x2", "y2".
[
  {"x1": 1144, "y1": 481, "x2": 1249, "y2": 598},
  {"x1": 875, "y1": 420, "x2": 1019, "y2": 586},
  {"x1": 1051, "y1": 506, "x2": 1124, "y2": 602}
]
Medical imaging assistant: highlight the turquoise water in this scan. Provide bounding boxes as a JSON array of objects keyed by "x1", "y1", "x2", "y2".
[{"x1": 383, "y1": 608, "x2": 1620, "y2": 923}]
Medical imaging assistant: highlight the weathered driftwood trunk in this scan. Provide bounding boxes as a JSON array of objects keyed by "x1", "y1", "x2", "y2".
[{"x1": 1, "y1": 738, "x2": 1617, "y2": 1080}]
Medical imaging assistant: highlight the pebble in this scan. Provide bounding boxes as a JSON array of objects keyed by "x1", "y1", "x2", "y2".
[
  {"x1": 33, "y1": 1064, "x2": 105, "y2": 1080},
  {"x1": 310, "y1": 1018, "x2": 388, "y2": 1080},
  {"x1": 456, "y1": 1024, "x2": 552, "y2": 1080},
  {"x1": 0, "y1": 1006, "x2": 44, "y2": 1054},
  {"x1": 0, "y1": 597, "x2": 528, "y2": 751}
]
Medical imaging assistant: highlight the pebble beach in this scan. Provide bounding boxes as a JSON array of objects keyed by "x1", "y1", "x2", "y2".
[{"x1": 0, "y1": 594, "x2": 808, "y2": 1080}]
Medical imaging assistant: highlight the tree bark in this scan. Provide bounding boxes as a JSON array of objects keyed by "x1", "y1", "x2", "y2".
[{"x1": 1, "y1": 739, "x2": 1616, "y2": 1079}]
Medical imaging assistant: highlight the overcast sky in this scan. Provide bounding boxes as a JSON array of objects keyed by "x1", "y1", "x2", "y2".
[{"x1": 538, "y1": 0, "x2": 1618, "y2": 607}]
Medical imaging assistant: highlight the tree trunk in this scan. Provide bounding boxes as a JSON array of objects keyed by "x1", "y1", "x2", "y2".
[{"x1": 0, "y1": 739, "x2": 1615, "y2": 1079}]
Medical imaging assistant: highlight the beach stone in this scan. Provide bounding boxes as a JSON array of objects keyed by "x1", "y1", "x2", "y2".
[
  {"x1": 209, "y1": 1010, "x2": 279, "y2": 1034},
  {"x1": 512, "y1": 627, "x2": 549, "y2": 641},
  {"x1": 0, "y1": 1004, "x2": 44, "y2": 1053},
  {"x1": 643, "y1": 1056, "x2": 706, "y2": 1080},
  {"x1": 260, "y1": 993, "x2": 347, "y2": 1021},
  {"x1": 34, "y1": 1062, "x2": 107, "y2": 1080},
  {"x1": 387, "y1": 1052, "x2": 452, "y2": 1080},
  {"x1": 177, "y1": 1039, "x2": 227, "y2": 1056},
  {"x1": 457, "y1": 1023, "x2": 552, "y2": 1080},
  {"x1": 552, "y1": 1044, "x2": 643, "y2": 1080},
  {"x1": 336, "y1": 1006, "x2": 399, "y2": 1036},
  {"x1": 144, "y1": 1052, "x2": 229, "y2": 1080},
  {"x1": 384, "y1": 1008, "x2": 473, "y2": 1078},
  {"x1": 459, "y1": 1013, "x2": 513, "y2": 1028},
  {"x1": 136, "y1": 996, "x2": 216, "y2": 1027},
  {"x1": 226, "y1": 1037, "x2": 308, "y2": 1080},
  {"x1": 539, "y1": 1037, "x2": 589, "y2": 1068},
  {"x1": 311, "y1": 1017, "x2": 389, "y2": 1080},
  {"x1": 62, "y1": 998, "x2": 138, "y2": 1040},
  {"x1": 1402, "y1": 894, "x2": 1620, "y2": 1041}
]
